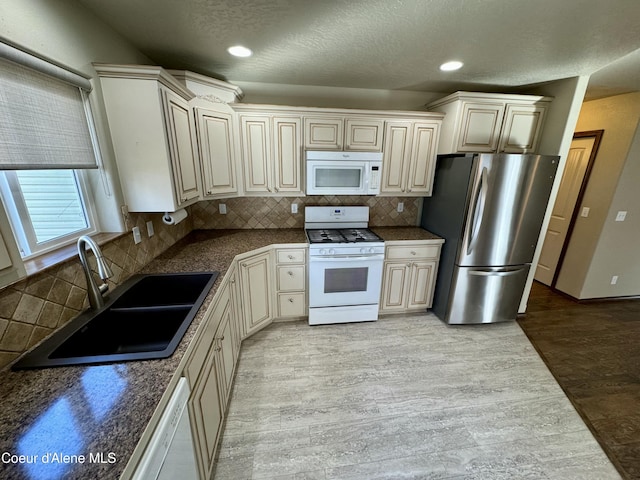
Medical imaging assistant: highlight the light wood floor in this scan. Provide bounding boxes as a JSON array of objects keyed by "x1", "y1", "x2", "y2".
[{"x1": 213, "y1": 312, "x2": 619, "y2": 479}]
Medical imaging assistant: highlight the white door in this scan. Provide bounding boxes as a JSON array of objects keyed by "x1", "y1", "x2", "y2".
[{"x1": 535, "y1": 136, "x2": 597, "y2": 285}]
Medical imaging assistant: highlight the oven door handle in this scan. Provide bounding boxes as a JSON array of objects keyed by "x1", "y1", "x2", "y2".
[{"x1": 310, "y1": 254, "x2": 384, "y2": 262}]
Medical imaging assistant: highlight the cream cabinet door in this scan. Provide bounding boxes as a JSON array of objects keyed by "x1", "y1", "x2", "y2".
[
  {"x1": 240, "y1": 116, "x2": 272, "y2": 193},
  {"x1": 240, "y1": 251, "x2": 273, "y2": 336},
  {"x1": 161, "y1": 88, "x2": 201, "y2": 206},
  {"x1": 499, "y1": 103, "x2": 547, "y2": 153},
  {"x1": 406, "y1": 261, "x2": 438, "y2": 309},
  {"x1": 381, "y1": 121, "x2": 412, "y2": 194},
  {"x1": 189, "y1": 347, "x2": 223, "y2": 480},
  {"x1": 304, "y1": 117, "x2": 343, "y2": 150},
  {"x1": 457, "y1": 102, "x2": 505, "y2": 153},
  {"x1": 216, "y1": 305, "x2": 236, "y2": 404},
  {"x1": 345, "y1": 119, "x2": 384, "y2": 151},
  {"x1": 380, "y1": 262, "x2": 410, "y2": 312},
  {"x1": 273, "y1": 117, "x2": 302, "y2": 193},
  {"x1": 196, "y1": 108, "x2": 237, "y2": 197},
  {"x1": 406, "y1": 122, "x2": 439, "y2": 195}
]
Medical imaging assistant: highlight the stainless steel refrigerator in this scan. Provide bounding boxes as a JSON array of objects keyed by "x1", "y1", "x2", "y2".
[{"x1": 421, "y1": 153, "x2": 559, "y2": 324}]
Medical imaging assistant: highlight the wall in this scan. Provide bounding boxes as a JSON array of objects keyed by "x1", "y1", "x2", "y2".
[
  {"x1": 192, "y1": 195, "x2": 421, "y2": 229},
  {"x1": 234, "y1": 81, "x2": 444, "y2": 111},
  {"x1": 515, "y1": 76, "x2": 590, "y2": 312},
  {"x1": 555, "y1": 92, "x2": 640, "y2": 298},
  {"x1": 0, "y1": 0, "x2": 152, "y2": 232}
]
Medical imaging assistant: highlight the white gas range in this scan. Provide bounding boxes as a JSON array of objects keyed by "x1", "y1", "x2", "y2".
[{"x1": 305, "y1": 206, "x2": 385, "y2": 325}]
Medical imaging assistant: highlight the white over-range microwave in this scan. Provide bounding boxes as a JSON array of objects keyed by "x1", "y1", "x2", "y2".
[{"x1": 305, "y1": 150, "x2": 383, "y2": 195}]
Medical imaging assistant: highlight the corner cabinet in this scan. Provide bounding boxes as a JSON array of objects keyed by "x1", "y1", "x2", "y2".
[
  {"x1": 380, "y1": 240, "x2": 444, "y2": 313},
  {"x1": 275, "y1": 247, "x2": 307, "y2": 318},
  {"x1": 380, "y1": 120, "x2": 441, "y2": 196},
  {"x1": 94, "y1": 64, "x2": 202, "y2": 212},
  {"x1": 428, "y1": 91, "x2": 551, "y2": 155},
  {"x1": 239, "y1": 249, "x2": 274, "y2": 337}
]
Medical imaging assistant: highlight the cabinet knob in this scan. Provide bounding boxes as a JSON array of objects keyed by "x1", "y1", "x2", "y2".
[
  {"x1": 288, "y1": 297, "x2": 294, "y2": 303},
  {"x1": 287, "y1": 255, "x2": 294, "y2": 260},
  {"x1": 410, "y1": 251, "x2": 416, "y2": 255},
  {"x1": 287, "y1": 270, "x2": 294, "y2": 276},
  {"x1": 242, "y1": 263, "x2": 247, "y2": 268},
  {"x1": 275, "y1": 187, "x2": 279, "y2": 192}
]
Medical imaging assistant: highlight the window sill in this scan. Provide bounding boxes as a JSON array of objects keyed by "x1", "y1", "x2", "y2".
[{"x1": 24, "y1": 232, "x2": 125, "y2": 277}]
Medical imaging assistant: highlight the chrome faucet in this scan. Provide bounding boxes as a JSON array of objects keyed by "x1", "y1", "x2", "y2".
[{"x1": 77, "y1": 235, "x2": 113, "y2": 310}]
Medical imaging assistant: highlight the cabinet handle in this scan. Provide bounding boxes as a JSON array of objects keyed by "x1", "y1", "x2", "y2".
[
  {"x1": 287, "y1": 270, "x2": 294, "y2": 276},
  {"x1": 287, "y1": 255, "x2": 294, "y2": 260},
  {"x1": 220, "y1": 335, "x2": 225, "y2": 341},
  {"x1": 288, "y1": 297, "x2": 294, "y2": 303}
]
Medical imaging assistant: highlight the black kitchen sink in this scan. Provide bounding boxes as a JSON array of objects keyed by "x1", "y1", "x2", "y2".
[{"x1": 12, "y1": 272, "x2": 218, "y2": 370}]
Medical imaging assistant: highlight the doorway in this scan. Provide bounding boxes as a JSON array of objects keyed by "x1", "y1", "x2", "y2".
[{"x1": 535, "y1": 130, "x2": 603, "y2": 286}]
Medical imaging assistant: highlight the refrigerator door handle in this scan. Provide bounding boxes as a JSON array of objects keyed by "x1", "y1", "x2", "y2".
[
  {"x1": 469, "y1": 267, "x2": 526, "y2": 277},
  {"x1": 466, "y1": 167, "x2": 488, "y2": 256}
]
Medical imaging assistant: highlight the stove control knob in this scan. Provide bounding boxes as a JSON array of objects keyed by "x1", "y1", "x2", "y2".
[
  {"x1": 329, "y1": 249, "x2": 336, "y2": 255},
  {"x1": 360, "y1": 248, "x2": 367, "y2": 254},
  {"x1": 368, "y1": 247, "x2": 375, "y2": 254},
  {"x1": 319, "y1": 249, "x2": 326, "y2": 255}
]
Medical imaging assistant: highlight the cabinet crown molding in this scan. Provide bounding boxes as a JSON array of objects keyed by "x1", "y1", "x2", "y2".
[
  {"x1": 167, "y1": 69, "x2": 244, "y2": 103},
  {"x1": 93, "y1": 63, "x2": 195, "y2": 100},
  {"x1": 427, "y1": 91, "x2": 553, "y2": 109}
]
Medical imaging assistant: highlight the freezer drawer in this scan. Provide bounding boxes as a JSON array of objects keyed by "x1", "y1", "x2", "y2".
[{"x1": 444, "y1": 265, "x2": 530, "y2": 324}]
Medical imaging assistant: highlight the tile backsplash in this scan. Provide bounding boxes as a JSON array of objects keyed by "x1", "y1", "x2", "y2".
[
  {"x1": 0, "y1": 195, "x2": 422, "y2": 369},
  {"x1": 0, "y1": 211, "x2": 191, "y2": 369},
  {"x1": 191, "y1": 195, "x2": 422, "y2": 229}
]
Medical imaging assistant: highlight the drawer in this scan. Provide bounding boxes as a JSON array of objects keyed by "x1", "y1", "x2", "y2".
[
  {"x1": 277, "y1": 265, "x2": 306, "y2": 291},
  {"x1": 276, "y1": 248, "x2": 306, "y2": 264},
  {"x1": 277, "y1": 292, "x2": 306, "y2": 317},
  {"x1": 386, "y1": 244, "x2": 441, "y2": 261}
]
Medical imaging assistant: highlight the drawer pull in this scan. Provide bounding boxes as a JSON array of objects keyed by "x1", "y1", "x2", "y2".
[{"x1": 287, "y1": 255, "x2": 294, "y2": 260}]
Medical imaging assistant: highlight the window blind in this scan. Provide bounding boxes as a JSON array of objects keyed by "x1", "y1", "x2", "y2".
[{"x1": 0, "y1": 42, "x2": 98, "y2": 169}]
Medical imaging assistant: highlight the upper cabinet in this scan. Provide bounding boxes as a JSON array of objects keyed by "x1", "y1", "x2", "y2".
[
  {"x1": 233, "y1": 105, "x2": 304, "y2": 196},
  {"x1": 95, "y1": 64, "x2": 202, "y2": 212},
  {"x1": 380, "y1": 120, "x2": 441, "y2": 196},
  {"x1": 304, "y1": 116, "x2": 384, "y2": 151},
  {"x1": 428, "y1": 91, "x2": 552, "y2": 155},
  {"x1": 193, "y1": 100, "x2": 238, "y2": 199}
]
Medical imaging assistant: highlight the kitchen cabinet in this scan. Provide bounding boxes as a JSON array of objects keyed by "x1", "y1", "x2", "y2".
[
  {"x1": 239, "y1": 249, "x2": 274, "y2": 337},
  {"x1": 380, "y1": 120, "x2": 440, "y2": 196},
  {"x1": 380, "y1": 241, "x2": 443, "y2": 313},
  {"x1": 275, "y1": 247, "x2": 307, "y2": 318},
  {"x1": 195, "y1": 103, "x2": 238, "y2": 198},
  {"x1": 236, "y1": 113, "x2": 303, "y2": 195},
  {"x1": 428, "y1": 91, "x2": 551, "y2": 154},
  {"x1": 94, "y1": 64, "x2": 202, "y2": 212},
  {"x1": 304, "y1": 116, "x2": 384, "y2": 151}
]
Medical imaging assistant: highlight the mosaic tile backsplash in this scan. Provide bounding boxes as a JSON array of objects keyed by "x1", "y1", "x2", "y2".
[
  {"x1": 0, "y1": 195, "x2": 422, "y2": 369},
  {"x1": 191, "y1": 195, "x2": 422, "y2": 229}
]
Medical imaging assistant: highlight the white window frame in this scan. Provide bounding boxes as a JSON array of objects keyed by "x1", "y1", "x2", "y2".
[{"x1": 0, "y1": 169, "x2": 97, "y2": 259}]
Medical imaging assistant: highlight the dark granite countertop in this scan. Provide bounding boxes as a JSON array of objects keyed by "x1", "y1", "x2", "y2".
[{"x1": 0, "y1": 227, "x2": 437, "y2": 480}]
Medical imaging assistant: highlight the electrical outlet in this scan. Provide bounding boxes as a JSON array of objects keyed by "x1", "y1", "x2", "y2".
[
  {"x1": 132, "y1": 226, "x2": 142, "y2": 244},
  {"x1": 615, "y1": 211, "x2": 627, "y2": 222},
  {"x1": 397, "y1": 202, "x2": 404, "y2": 213},
  {"x1": 611, "y1": 275, "x2": 619, "y2": 285},
  {"x1": 581, "y1": 207, "x2": 590, "y2": 218},
  {"x1": 219, "y1": 203, "x2": 227, "y2": 215},
  {"x1": 291, "y1": 203, "x2": 298, "y2": 214},
  {"x1": 146, "y1": 220, "x2": 154, "y2": 237}
]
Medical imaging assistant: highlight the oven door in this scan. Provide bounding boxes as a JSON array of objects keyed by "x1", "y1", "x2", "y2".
[
  {"x1": 306, "y1": 160, "x2": 368, "y2": 195},
  {"x1": 309, "y1": 254, "x2": 384, "y2": 308}
]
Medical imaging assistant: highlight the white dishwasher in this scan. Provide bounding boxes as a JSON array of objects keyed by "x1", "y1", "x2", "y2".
[{"x1": 133, "y1": 377, "x2": 198, "y2": 480}]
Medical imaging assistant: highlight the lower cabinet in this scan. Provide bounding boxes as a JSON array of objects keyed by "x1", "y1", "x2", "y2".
[
  {"x1": 275, "y1": 247, "x2": 307, "y2": 318},
  {"x1": 380, "y1": 241, "x2": 444, "y2": 313},
  {"x1": 239, "y1": 250, "x2": 274, "y2": 337},
  {"x1": 185, "y1": 278, "x2": 238, "y2": 479}
]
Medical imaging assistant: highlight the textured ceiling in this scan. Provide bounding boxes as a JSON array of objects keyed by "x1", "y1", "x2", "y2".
[{"x1": 78, "y1": 0, "x2": 640, "y2": 100}]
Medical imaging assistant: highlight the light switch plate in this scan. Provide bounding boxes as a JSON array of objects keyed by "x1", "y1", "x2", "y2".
[
  {"x1": 146, "y1": 220, "x2": 154, "y2": 237},
  {"x1": 615, "y1": 211, "x2": 627, "y2": 222},
  {"x1": 397, "y1": 202, "x2": 404, "y2": 213},
  {"x1": 581, "y1": 207, "x2": 590, "y2": 218},
  {"x1": 219, "y1": 203, "x2": 227, "y2": 215},
  {"x1": 291, "y1": 203, "x2": 298, "y2": 214}
]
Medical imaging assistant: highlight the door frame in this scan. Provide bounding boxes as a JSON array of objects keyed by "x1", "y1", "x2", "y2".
[{"x1": 551, "y1": 130, "x2": 604, "y2": 287}]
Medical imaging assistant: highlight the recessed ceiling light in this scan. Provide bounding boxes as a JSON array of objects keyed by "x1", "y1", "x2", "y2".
[
  {"x1": 227, "y1": 45, "x2": 252, "y2": 58},
  {"x1": 440, "y1": 61, "x2": 464, "y2": 72}
]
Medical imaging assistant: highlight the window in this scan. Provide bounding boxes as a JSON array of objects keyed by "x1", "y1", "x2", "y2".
[
  {"x1": 0, "y1": 42, "x2": 100, "y2": 260},
  {"x1": 0, "y1": 170, "x2": 96, "y2": 258}
]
